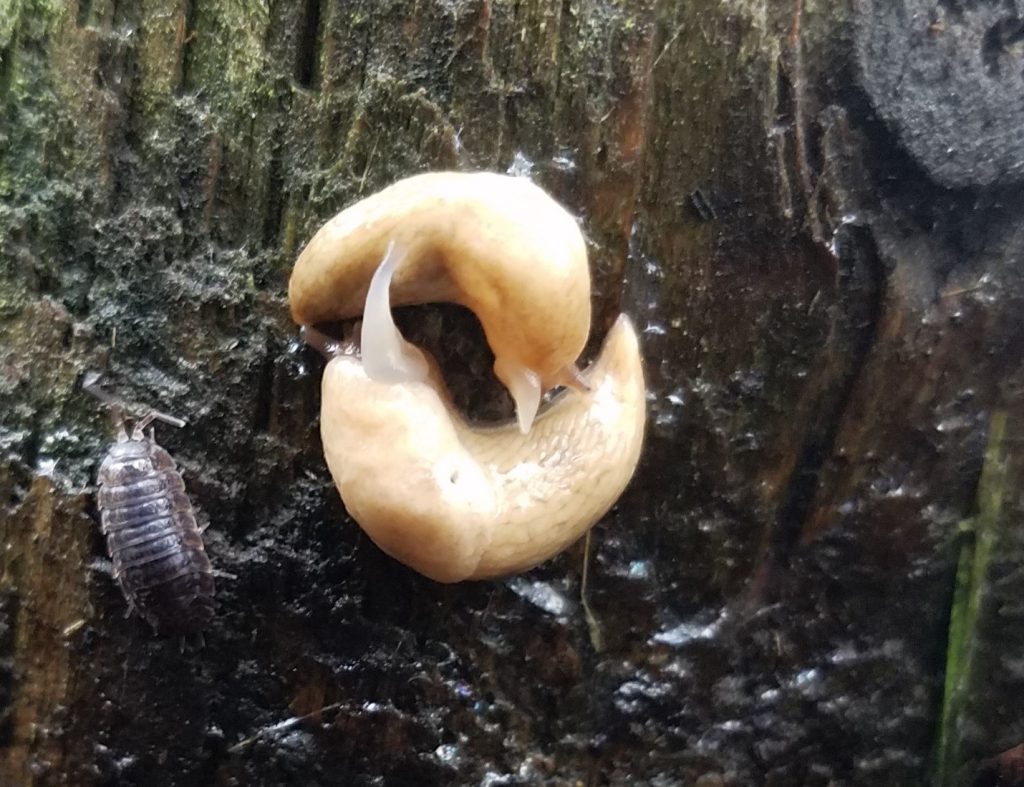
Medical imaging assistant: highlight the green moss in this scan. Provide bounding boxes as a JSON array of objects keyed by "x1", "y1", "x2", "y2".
[
  {"x1": 933, "y1": 412, "x2": 1009, "y2": 787},
  {"x1": 183, "y1": 0, "x2": 272, "y2": 110},
  {"x1": 0, "y1": 2, "x2": 64, "y2": 252},
  {"x1": 0, "y1": 0, "x2": 64, "y2": 51}
]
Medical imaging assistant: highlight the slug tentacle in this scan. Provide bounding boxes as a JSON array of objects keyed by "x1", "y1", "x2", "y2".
[
  {"x1": 494, "y1": 356, "x2": 542, "y2": 435},
  {"x1": 360, "y1": 241, "x2": 429, "y2": 384},
  {"x1": 289, "y1": 172, "x2": 647, "y2": 582}
]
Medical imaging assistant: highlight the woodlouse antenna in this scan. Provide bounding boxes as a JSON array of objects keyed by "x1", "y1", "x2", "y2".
[{"x1": 82, "y1": 371, "x2": 187, "y2": 434}]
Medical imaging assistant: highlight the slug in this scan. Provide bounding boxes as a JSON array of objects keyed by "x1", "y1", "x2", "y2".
[
  {"x1": 303, "y1": 243, "x2": 647, "y2": 582},
  {"x1": 289, "y1": 172, "x2": 647, "y2": 582},
  {"x1": 288, "y1": 171, "x2": 592, "y2": 433}
]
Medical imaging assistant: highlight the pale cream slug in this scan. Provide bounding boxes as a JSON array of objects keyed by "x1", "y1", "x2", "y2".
[
  {"x1": 302, "y1": 245, "x2": 646, "y2": 582},
  {"x1": 288, "y1": 171, "x2": 592, "y2": 433},
  {"x1": 289, "y1": 172, "x2": 647, "y2": 582}
]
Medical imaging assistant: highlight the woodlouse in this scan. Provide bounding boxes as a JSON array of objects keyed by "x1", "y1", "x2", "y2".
[{"x1": 86, "y1": 374, "x2": 215, "y2": 636}]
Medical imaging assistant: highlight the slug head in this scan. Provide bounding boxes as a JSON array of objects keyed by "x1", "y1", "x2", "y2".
[
  {"x1": 360, "y1": 242, "x2": 546, "y2": 433},
  {"x1": 288, "y1": 172, "x2": 594, "y2": 433}
]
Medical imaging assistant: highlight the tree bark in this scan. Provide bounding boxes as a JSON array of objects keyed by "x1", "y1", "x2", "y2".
[{"x1": 1, "y1": 1, "x2": 1023, "y2": 785}]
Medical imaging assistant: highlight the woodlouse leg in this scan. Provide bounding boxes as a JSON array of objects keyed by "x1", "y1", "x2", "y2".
[{"x1": 87, "y1": 557, "x2": 114, "y2": 578}]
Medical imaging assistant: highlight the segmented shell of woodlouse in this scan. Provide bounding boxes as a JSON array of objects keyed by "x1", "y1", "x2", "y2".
[{"x1": 96, "y1": 436, "x2": 214, "y2": 635}]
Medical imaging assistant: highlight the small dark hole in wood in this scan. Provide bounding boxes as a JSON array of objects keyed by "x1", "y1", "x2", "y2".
[
  {"x1": 295, "y1": 0, "x2": 323, "y2": 89},
  {"x1": 76, "y1": 0, "x2": 94, "y2": 27}
]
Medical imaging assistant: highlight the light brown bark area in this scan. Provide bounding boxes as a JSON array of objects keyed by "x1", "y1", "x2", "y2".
[{"x1": 1, "y1": 475, "x2": 94, "y2": 783}]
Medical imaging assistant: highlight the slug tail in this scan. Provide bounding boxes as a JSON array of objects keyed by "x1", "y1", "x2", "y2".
[
  {"x1": 361, "y1": 242, "x2": 430, "y2": 384},
  {"x1": 593, "y1": 314, "x2": 643, "y2": 379}
]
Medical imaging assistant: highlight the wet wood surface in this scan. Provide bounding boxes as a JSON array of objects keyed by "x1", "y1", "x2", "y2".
[{"x1": 1, "y1": 1, "x2": 1022, "y2": 784}]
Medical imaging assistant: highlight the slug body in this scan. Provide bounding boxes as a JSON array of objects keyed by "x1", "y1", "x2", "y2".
[
  {"x1": 289, "y1": 171, "x2": 592, "y2": 432},
  {"x1": 318, "y1": 313, "x2": 646, "y2": 583},
  {"x1": 95, "y1": 423, "x2": 214, "y2": 634},
  {"x1": 291, "y1": 172, "x2": 647, "y2": 582}
]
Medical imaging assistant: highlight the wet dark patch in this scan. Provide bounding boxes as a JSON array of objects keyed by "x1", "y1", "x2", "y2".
[{"x1": 295, "y1": 0, "x2": 323, "y2": 89}]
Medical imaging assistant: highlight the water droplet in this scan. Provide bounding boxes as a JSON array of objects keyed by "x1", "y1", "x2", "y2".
[
  {"x1": 506, "y1": 578, "x2": 572, "y2": 617},
  {"x1": 506, "y1": 152, "x2": 535, "y2": 177}
]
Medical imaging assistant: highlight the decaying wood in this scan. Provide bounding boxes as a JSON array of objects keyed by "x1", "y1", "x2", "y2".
[{"x1": 1, "y1": 1, "x2": 1022, "y2": 785}]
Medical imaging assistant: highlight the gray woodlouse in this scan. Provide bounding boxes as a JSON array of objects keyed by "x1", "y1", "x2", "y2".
[{"x1": 85, "y1": 373, "x2": 215, "y2": 636}]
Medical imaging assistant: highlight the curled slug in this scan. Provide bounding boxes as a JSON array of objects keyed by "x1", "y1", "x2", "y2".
[
  {"x1": 290, "y1": 172, "x2": 647, "y2": 582},
  {"x1": 288, "y1": 171, "x2": 592, "y2": 433},
  {"x1": 303, "y1": 246, "x2": 646, "y2": 582}
]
